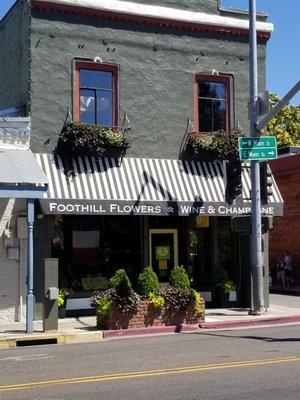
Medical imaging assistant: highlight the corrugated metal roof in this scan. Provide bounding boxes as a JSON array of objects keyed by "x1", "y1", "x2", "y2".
[{"x1": 0, "y1": 150, "x2": 48, "y2": 186}]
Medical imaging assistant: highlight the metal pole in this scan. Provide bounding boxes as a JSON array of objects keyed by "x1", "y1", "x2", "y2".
[
  {"x1": 26, "y1": 198, "x2": 35, "y2": 333},
  {"x1": 256, "y1": 80, "x2": 300, "y2": 131},
  {"x1": 249, "y1": 0, "x2": 264, "y2": 314}
]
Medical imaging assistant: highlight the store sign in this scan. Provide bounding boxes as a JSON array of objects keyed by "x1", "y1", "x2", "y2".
[
  {"x1": 156, "y1": 246, "x2": 170, "y2": 260},
  {"x1": 196, "y1": 216, "x2": 209, "y2": 228},
  {"x1": 39, "y1": 199, "x2": 282, "y2": 216}
]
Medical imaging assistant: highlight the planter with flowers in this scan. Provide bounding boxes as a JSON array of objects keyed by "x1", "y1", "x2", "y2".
[
  {"x1": 186, "y1": 131, "x2": 241, "y2": 161},
  {"x1": 55, "y1": 122, "x2": 131, "y2": 174},
  {"x1": 90, "y1": 266, "x2": 205, "y2": 330},
  {"x1": 213, "y1": 269, "x2": 237, "y2": 308}
]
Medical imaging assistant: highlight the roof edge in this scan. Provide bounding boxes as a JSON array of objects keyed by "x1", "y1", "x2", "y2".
[{"x1": 31, "y1": 0, "x2": 273, "y2": 39}]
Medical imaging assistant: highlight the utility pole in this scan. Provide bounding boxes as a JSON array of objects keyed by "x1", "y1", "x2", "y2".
[{"x1": 249, "y1": 0, "x2": 264, "y2": 314}]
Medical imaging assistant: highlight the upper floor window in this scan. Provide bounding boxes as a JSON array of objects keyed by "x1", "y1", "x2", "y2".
[
  {"x1": 74, "y1": 62, "x2": 118, "y2": 127},
  {"x1": 195, "y1": 75, "x2": 231, "y2": 132}
]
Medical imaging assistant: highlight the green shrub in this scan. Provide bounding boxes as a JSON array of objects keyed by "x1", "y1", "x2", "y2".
[
  {"x1": 190, "y1": 289, "x2": 203, "y2": 315},
  {"x1": 170, "y1": 266, "x2": 190, "y2": 290},
  {"x1": 96, "y1": 297, "x2": 114, "y2": 325},
  {"x1": 138, "y1": 266, "x2": 160, "y2": 295},
  {"x1": 213, "y1": 268, "x2": 235, "y2": 294},
  {"x1": 110, "y1": 269, "x2": 132, "y2": 295},
  {"x1": 148, "y1": 292, "x2": 165, "y2": 310}
]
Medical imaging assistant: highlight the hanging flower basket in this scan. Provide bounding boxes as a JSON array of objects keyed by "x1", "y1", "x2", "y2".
[
  {"x1": 186, "y1": 131, "x2": 241, "y2": 161},
  {"x1": 55, "y1": 122, "x2": 131, "y2": 158},
  {"x1": 54, "y1": 122, "x2": 131, "y2": 175}
]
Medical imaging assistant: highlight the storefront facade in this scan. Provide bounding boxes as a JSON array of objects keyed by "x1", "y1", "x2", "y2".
[
  {"x1": 31, "y1": 153, "x2": 282, "y2": 314},
  {"x1": 0, "y1": 0, "x2": 282, "y2": 318}
]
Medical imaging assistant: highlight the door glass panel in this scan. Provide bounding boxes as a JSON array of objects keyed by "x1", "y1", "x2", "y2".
[
  {"x1": 187, "y1": 218, "x2": 212, "y2": 289},
  {"x1": 151, "y1": 233, "x2": 175, "y2": 282}
]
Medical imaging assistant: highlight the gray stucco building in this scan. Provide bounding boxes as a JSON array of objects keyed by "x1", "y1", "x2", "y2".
[{"x1": 0, "y1": 0, "x2": 282, "y2": 321}]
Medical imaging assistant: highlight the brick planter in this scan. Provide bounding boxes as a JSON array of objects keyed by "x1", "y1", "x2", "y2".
[{"x1": 97, "y1": 299, "x2": 205, "y2": 330}]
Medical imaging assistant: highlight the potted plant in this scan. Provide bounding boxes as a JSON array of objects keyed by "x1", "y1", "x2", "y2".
[
  {"x1": 57, "y1": 288, "x2": 69, "y2": 318},
  {"x1": 213, "y1": 269, "x2": 236, "y2": 308}
]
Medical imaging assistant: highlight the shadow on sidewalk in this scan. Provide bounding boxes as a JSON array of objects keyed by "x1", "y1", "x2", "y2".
[{"x1": 194, "y1": 331, "x2": 300, "y2": 342}]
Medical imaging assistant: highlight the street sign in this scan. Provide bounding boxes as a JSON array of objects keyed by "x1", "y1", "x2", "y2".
[{"x1": 238, "y1": 136, "x2": 278, "y2": 160}]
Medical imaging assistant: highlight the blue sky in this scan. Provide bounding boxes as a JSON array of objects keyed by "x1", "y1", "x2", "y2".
[{"x1": 0, "y1": 0, "x2": 299, "y2": 104}]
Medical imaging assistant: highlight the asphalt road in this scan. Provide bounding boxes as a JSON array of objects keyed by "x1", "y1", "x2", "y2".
[{"x1": 0, "y1": 324, "x2": 299, "y2": 400}]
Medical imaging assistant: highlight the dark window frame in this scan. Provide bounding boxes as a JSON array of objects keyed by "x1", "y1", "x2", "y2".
[
  {"x1": 194, "y1": 74, "x2": 232, "y2": 133},
  {"x1": 73, "y1": 61, "x2": 119, "y2": 127}
]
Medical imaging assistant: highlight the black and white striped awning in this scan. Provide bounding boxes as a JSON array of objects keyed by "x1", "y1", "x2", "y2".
[{"x1": 35, "y1": 154, "x2": 283, "y2": 216}]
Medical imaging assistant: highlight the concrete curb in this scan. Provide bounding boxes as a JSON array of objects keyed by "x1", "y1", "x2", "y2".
[
  {"x1": 0, "y1": 331, "x2": 103, "y2": 349},
  {"x1": 102, "y1": 324, "x2": 200, "y2": 339},
  {"x1": 199, "y1": 315, "x2": 300, "y2": 329}
]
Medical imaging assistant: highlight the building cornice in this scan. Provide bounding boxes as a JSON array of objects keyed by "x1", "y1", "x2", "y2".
[{"x1": 31, "y1": 0, "x2": 273, "y2": 40}]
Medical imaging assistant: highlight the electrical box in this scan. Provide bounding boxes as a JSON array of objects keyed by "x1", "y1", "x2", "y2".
[
  {"x1": 47, "y1": 287, "x2": 59, "y2": 301},
  {"x1": 17, "y1": 217, "x2": 27, "y2": 239},
  {"x1": 7, "y1": 247, "x2": 19, "y2": 260}
]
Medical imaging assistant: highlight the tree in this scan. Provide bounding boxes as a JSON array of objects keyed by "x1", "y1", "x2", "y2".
[{"x1": 267, "y1": 93, "x2": 300, "y2": 147}]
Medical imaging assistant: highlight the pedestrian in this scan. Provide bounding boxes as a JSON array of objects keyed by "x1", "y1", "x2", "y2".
[{"x1": 282, "y1": 251, "x2": 294, "y2": 287}]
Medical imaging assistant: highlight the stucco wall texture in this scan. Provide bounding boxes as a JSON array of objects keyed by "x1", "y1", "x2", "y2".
[
  {"x1": 0, "y1": 0, "x2": 30, "y2": 111},
  {"x1": 29, "y1": 9, "x2": 267, "y2": 157}
]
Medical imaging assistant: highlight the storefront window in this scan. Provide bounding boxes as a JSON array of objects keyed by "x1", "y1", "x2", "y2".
[{"x1": 53, "y1": 216, "x2": 141, "y2": 292}]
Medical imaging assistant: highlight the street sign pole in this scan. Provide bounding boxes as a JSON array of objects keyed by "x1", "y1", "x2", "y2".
[{"x1": 249, "y1": 0, "x2": 264, "y2": 314}]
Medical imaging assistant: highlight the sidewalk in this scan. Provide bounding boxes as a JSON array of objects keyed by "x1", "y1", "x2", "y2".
[{"x1": 1, "y1": 292, "x2": 300, "y2": 347}]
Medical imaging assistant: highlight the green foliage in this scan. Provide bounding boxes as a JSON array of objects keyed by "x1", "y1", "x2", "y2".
[
  {"x1": 187, "y1": 131, "x2": 241, "y2": 160},
  {"x1": 57, "y1": 289, "x2": 69, "y2": 308},
  {"x1": 170, "y1": 266, "x2": 190, "y2": 290},
  {"x1": 91, "y1": 287, "x2": 140, "y2": 314},
  {"x1": 190, "y1": 288, "x2": 203, "y2": 314},
  {"x1": 55, "y1": 122, "x2": 131, "y2": 157},
  {"x1": 267, "y1": 93, "x2": 300, "y2": 147},
  {"x1": 213, "y1": 269, "x2": 235, "y2": 294},
  {"x1": 148, "y1": 292, "x2": 165, "y2": 310},
  {"x1": 138, "y1": 266, "x2": 160, "y2": 295},
  {"x1": 110, "y1": 269, "x2": 132, "y2": 295},
  {"x1": 160, "y1": 286, "x2": 192, "y2": 312},
  {"x1": 96, "y1": 297, "x2": 114, "y2": 325}
]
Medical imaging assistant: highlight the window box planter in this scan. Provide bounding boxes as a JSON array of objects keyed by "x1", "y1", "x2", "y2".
[
  {"x1": 96, "y1": 299, "x2": 205, "y2": 330},
  {"x1": 55, "y1": 122, "x2": 131, "y2": 158},
  {"x1": 186, "y1": 131, "x2": 241, "y2": 161}
]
